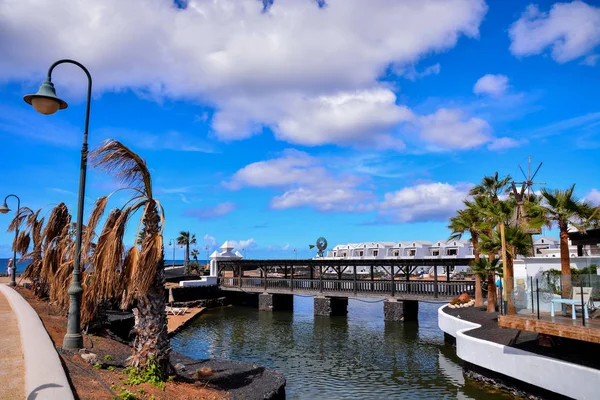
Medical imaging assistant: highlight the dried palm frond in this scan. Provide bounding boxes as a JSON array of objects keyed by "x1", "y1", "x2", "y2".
[
  {"x1": 91, "y1": 139, "x2": 153, "y2": 198},
  {"x1": 14, "y1": 231, "x2": 30, "y2": 256},
  {"x1": 120, "y1": 245, "x2": 140, "y2": 308},
  {"x1": 82, "y1": 196, "x2": 109, "y2": 264},
  {"x1": 7, "y1": 206, "x2": 33, "y2": 233}
]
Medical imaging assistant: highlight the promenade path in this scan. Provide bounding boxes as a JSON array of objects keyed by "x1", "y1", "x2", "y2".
[{"x1": 0, "y1": 288, "x2": 25, "y2": 400}]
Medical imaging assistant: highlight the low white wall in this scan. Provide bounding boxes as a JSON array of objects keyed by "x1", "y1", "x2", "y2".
[
  {"x1": 180, "y1": 276, "x2": 218, "y2": 287},
  {"x1": 438, "y1": 305, "x2": 600, "y2": 400},
  {"x1": 0, "y1": 285, "x2": 74, "y2": 400}
]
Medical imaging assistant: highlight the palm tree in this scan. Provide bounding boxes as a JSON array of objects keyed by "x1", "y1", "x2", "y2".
[
  {"x1": 471, "y1": 257, "x2": 503, "y2": 311},
  {"x1": 469, "y1": 172, "x2": 512, "y2": 202},
  {"x1": 177, "y1": 231, "x2": 196, "y2": 274},
  {"x1": 91, "y1": 139, "x2": 170, "y2": 375},
  {"x1": 528, "y1": 184, "x2": 593, "y2": 298},
  {"x1": 448, "y1": 207, "x2": 483, "y2": 307},
  {"x1": 479, "y1": 224, "x2": 532, "y2": 314}
]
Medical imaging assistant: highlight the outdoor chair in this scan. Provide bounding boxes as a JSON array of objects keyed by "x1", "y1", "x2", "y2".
[
  {"x1": 551, "y1": 287, "x2": 594, "y2": 320},
  {"x1": 166, "y1": 306, "x2": 189, "y2": 316}
]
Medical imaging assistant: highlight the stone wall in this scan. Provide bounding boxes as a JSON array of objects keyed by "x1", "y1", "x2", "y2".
[{"x1": 314, "y1": 297, "x2": 348, "y2": 316}]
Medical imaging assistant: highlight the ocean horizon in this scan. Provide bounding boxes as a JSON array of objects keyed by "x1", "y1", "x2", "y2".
[{"x1": 0, "y1": 258, "x2": 208, "y2": 274}]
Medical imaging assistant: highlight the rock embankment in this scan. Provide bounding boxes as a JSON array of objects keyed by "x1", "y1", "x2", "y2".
[{"x1": 170, "y1": 352, "x2": 286, "y2": 400}]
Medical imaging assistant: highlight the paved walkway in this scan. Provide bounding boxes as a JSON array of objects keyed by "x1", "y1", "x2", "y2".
[
  {"x1": 0, "y1": 290, "x2": 25, "y2": 400},
  {"x1": 167, "y1": 307, "x2": 205, "y2": 336}
]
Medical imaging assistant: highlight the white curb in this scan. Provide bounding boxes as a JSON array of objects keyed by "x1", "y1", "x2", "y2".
[{"x1": 0, "y1": 285, "x2": 74, "y2": 400}]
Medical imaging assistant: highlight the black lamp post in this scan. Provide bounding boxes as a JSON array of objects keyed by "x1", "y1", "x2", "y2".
[
  {"x1": 0, "y1": 194, "x2": 21, "y2": 287},
  {"x1": 24, "y1": 59, "x2": 92, "y2": 350}
]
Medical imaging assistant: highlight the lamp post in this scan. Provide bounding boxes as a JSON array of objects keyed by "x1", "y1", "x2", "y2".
[
  {"x1": 169, "y1": 239, "x2": 175, "y2": 266},
  {"x1": 0, "y1": 194, "x2": 21, "y2": 287},
  {"x1": 24, "y1": 59, "x2": 92, "y2": 350}
]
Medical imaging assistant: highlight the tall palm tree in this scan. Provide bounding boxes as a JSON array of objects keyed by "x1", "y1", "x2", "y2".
[
  {"x1": 448, "y1": 207, "x2": 483, "y2": 307},
  {"x1": 479, "y1": 224, "x2": 531, "y2": 314},
  {"x1": 177, "y1": 231, "x2": 196, "y2": 274},
  {"x1": 469, "y1": 172, "x2": 512, "y2": 202},
  {"x1": 91, "y1": 139, "x2": 170, "y2": 375},
  {"x1": 528, "y1": 184, "x2": 593, "y2": 298}
]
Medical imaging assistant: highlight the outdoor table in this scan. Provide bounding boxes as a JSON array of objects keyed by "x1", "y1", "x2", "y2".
[{"x1": 551, "y1": 299, "x2": 589, "y2": 319}]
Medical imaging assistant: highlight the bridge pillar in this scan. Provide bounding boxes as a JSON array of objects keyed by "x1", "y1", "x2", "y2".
[
  {"x1": 314, "y1": 296, "x2": 348, "y2": 317},
  {"x1": 384, "y1": 299, "x2": 419, "y2": 322},
  {"x1": 258, "y1": 293, "x2": 294, "y2": 311}
]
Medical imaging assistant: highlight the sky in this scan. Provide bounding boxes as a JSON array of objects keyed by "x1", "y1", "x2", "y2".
[{"x1": 1, "y1": 0, "x2": 600, "y2": 259}]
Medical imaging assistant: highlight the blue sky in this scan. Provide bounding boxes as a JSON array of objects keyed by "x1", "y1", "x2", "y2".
[{"x1": 1, "y1": 0, "x2": 599, "y2": 259}]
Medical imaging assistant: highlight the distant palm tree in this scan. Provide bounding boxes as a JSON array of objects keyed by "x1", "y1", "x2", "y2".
[
  {"x1": 469, "y1": 172, "x2": 512, "y2": 202},
  {"x1": 177, "y1": 231, "x2": 196, "y2": 274},
  {"x1": 448, "y1": 207, "x2": 484, "y2": 307},
  {"x1": 471, "y1": 257, "x2": 503, "y2": 309},
  {"x1": 479, "y1": 224, "x2": 531, "y2": 314},
  {"x1": 528, "y1": 184, "x2": 594, "y2": 298},
  {"x1": 91, "y1": 139, "x2": 170, "y2": 375}
]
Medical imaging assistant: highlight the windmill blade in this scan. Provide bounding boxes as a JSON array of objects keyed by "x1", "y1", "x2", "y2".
[
  {"x1": 531, "y1": 162, "x2": 543, "y2": 181},
  {"x1": 518, "y1": 164, "x2": 527, "y2": 180},
  {"x1": 309, "y1": 244, "x2": 315, "y2": 249}
]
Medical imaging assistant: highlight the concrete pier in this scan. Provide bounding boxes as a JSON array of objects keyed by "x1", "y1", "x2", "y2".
[
  {"x1": 314, "y1": 296, "x2": 348, "y2": 317},
  {"x1": 258, "y1": 293, "x2": 294, "y2": 311},
  {"x1": 383, "y1": 299, "x2": 419, "y2": 322}
]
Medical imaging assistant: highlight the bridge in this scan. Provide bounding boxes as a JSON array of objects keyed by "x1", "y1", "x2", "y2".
[{"x1": 216, "y1": 258, "x2": 475, "y2": 322}]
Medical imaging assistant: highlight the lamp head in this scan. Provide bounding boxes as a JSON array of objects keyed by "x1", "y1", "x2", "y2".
[
  {"x1": 0, "y1": 202, "x2": 10, "y2": 214},
  {"x1": 24, "y1": 80, "x2": 68, "y2": 115}
]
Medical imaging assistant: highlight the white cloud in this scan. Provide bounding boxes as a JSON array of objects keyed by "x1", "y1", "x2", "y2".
[
  {"x1": 378, "y1": 182, "x2": 472, "y2": 223},
  {"x1": 273, "y1": 88, "x2": 413, "y2": 148},
  {"x1": 509, "y1": 2, "x2": 600, "y2": 63},
  {"x1": 225, "y1": 149, "x2": 375, "y2": 212},
  {"x1": 418, "y1": 108, "x2": 491, "y2": 150},
  {"x1": 487, "y1": 137, "x2": 524, "y2": 151},
  {"x1": 586, "y1": 189, "x2": 600, "y2": 204},
  {"x1": 179, "y1": 194, "x2": 191, "y2": 204},
  {"x1": 398, "y1": 63, "x2": 441, "y2": 81},
  {"x1": 0, "y1": 0, "x2": 488, "y2": 149},
  {"x1": 228, "y1": 238, "x2": 257, "y2": 251},
  {"x1": 473, "y1": 74, "x2": 509, "y2": 97},
  {"x1": 184, "y1": 202, "x2": 236, "y2": 220},
  {"x1": 203, "y1": 234, "x2": 217, "y2": 248},
  {"x1": 581, "y1": 54, "x2": 599, "y2": 66}
]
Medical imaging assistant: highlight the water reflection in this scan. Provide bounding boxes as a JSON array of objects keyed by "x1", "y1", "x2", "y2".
[{"x1": 172, "y1": 297, "x2": 510, "y2": 399}]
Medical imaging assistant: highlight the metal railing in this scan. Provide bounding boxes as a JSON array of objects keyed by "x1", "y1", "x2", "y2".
[{"x1": 218, "y1": 277, "x2": 474, "y2": 298}]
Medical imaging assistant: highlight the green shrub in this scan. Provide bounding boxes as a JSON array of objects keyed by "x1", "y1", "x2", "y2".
[{"x1": 123, "y1": 356, "x2": 165, "y2": 390}]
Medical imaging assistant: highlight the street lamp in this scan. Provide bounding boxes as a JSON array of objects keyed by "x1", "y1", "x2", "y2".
[
  {"x1": 0, "y1": 194, "x2": 21, "y2": 287},
  {"x1": 24, "y1": 59, "x2": 92, "y2": 350},
  {"x1": 169, "y1": 239, "x2": 176, "y2": 266}
]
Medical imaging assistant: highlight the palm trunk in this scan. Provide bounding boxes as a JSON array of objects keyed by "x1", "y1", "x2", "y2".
[
  {"x1": 471, "y1": 232, "x2": 483, "y2": 307},
  {"x1": 184, "y1": 243, "x2": 190, "y2": 274},
  {"x1": 131, "y1": 203, "x2": 171, "y2": 375},
  {"x1": 505, "y1": 251, "x2": 516, "y2": 315},
  {"x1": 559, "y1": 222, "x2": 572, "y2": 299},
  {"x1": 486, "y1": 271, "x2": 497, "y2": 312}
]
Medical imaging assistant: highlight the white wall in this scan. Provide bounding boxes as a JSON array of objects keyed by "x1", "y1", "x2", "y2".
[{"x1": 438, "y1": 306, "x2": 600, "y2": 400}]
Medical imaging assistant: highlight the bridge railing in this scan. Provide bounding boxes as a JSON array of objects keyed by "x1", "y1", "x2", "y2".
[{"x1": 218, "y1": 277, "x2": 474, "y2": 298}]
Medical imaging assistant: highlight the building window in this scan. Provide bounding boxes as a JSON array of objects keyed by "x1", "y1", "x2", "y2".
[
  {"x1": 393, "y1": 250, "x2": 399, "y2": 256},
  {"x1": 373, "y1": 250, "x2": 378, "y2": 257},
  {"x1": 409, "y1": 249, "x2": 416, "y2": 256},
  {"x1": 358, "y1": 251, "x2": 363, "y2": 257},
  {"x1": 432, "y1": 250, "x2": 439, "y2": 256},
  {"x1": 447, "y1": 249, "x2": 458, "y2": 256}
]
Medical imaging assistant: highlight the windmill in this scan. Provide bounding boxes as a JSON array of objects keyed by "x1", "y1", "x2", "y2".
[
  {"x1": 511, "y1": 155, "x2": 545, "y2": 235},
  {"x1": 309, "y1": 237, "x2": 328, "y2": 258}
]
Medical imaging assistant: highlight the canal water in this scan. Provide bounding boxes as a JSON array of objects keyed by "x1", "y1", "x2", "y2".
[{"x1": 172, "y1": 297, "x2": 513, "y2": 400}]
